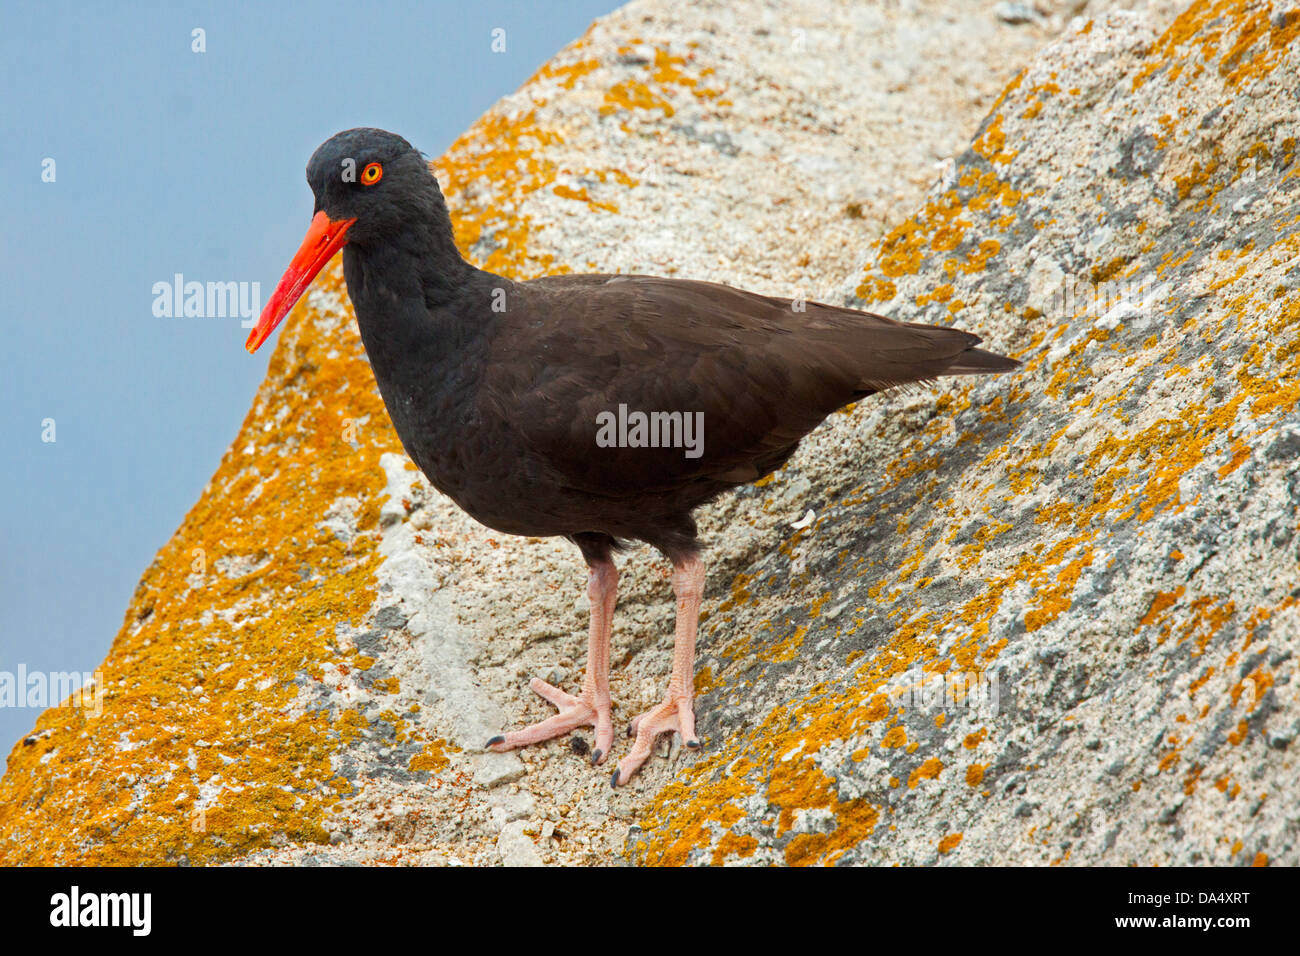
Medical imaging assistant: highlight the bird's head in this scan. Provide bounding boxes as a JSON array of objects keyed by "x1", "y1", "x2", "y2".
[{"x1": 245, "y1": 127, "x2": 441, "y2": 353}]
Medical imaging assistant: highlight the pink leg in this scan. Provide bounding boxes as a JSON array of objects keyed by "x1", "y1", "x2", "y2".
[
  {"x1": 487, "y1": 558, "x2": 617, "y2": 763},
  {"x1": 612, "y1": 554, "x2": 704, "y2": 787}
]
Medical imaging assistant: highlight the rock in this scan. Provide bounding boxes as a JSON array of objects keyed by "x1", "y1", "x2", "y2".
[
  {"x1": 474, "y1": 754, "x2": 527, "y2": 791},
  {"x1": 489, "y1": 790, "x2": 537, "y2": 831},
  {"x1": 996, "y1": 2, "x2": 1046, "y2": 26},
  {"x1": 632, "y1": 3, "x2": 1300, "y2": 867},
  {"x1": 12, "y1": 0, "x2": 1288, "y2": 872},
  {"x1": 497, "y1": 821, "x2": 544, "y2": 867}
]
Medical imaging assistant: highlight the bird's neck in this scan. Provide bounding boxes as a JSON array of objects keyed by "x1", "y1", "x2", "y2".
[
  {"x1": 341, "y1": 219, "x2": 502, "y2": 444},
  {"x1": 348, "y1": 203, "x2": 474, "y2": 297}
]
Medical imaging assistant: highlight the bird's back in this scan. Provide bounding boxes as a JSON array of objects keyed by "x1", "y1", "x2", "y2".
[{"x1": 476, "y1": 273, "x2": 1016, "y2": 504}]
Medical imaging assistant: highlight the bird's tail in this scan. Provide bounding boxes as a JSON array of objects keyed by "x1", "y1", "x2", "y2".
[{"x1": 941, "y1": 345, "x2": 1021, "y2": 376}]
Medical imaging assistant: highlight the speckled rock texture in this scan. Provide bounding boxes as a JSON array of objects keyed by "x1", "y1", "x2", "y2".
[
  {"x1": 4, "y1": 0, "x2": 1294, "y2": 868},
  {"x1": 635, "y1": 0, "x2": 1300, "y2": 867}
]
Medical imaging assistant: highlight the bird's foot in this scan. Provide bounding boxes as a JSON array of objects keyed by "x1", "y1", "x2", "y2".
[
  {"x1": 611, "y1": 693, "x2": 700, "y2": 787},
  {"x1": 486, "y1": 678, "x2": 614, "y2": 764}
]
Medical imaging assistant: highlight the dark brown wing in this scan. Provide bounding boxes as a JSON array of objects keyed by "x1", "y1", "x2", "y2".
[{"x1": 478, "y1": 274, "x2": 1015, "y2": 499}]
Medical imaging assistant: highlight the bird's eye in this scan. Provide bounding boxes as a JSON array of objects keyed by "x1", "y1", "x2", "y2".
[{"x1": 361, "y1": 162, "x2": 383, "y2": 185}]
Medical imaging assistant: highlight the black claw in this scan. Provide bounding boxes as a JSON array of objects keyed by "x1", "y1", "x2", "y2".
[
  {"x1": 485, "y1": 735, "x2": 505, "y2": 748},
  {"x1": 610, "y1": 769, "x2": 621, "y2": 788},
  {"x1": 686, "y1": 739, "x2": 702, "y2": 749},
  {"x1": 626, "y1": 723, "x2": 634, "y2": 738},
  {"x1": 591, "y1": 748, "x2": 602, "y2": 765}
]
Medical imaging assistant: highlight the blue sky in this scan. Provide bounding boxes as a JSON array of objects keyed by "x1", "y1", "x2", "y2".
[{"x1": 0, "y1": 0, "x2": 620, "y2": 762}]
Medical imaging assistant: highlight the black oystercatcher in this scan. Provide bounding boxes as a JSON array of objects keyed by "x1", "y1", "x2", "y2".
[{"x1": 246, "y1": 128, "x2": 1018, "y2": 786}]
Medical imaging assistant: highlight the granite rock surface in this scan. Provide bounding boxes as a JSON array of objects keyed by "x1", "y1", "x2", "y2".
[{"x1": 5, "y1": 0, "x2": 1295, "y2": 868}]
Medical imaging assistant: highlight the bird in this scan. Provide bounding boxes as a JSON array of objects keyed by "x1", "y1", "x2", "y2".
[{"x1": 245, "y1": 128, "x2": 1019, "y2": 787}]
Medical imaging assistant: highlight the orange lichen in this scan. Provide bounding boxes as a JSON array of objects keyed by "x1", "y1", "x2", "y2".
[
  {"x1": 532, "y1": 56, "x2": 601, "y2": 91},
  {"x1": 694, "y1": 665, "x2": 718, "y2": 696},
  {"x1": 1024, "y1": 547, "x2": 1095, "y2": 632},
  {"x1": 711, "y1": 831, "x2": 759, "y2": 865},
  {"x1": 552, "y1": 184, "x2": 619, "y2": 214},
  {"x1": 972, "y1": 115, "x2": 1016, "y2": 165},
  {"x1": 598, "y1": 47, "x2": 723, "y2": 118},
  {"x1": 907, "y1": 758, "x2": 944, "y2": 788},
  {"x1": 881, "y1": 726, "x2": 908, "y2": 749}
]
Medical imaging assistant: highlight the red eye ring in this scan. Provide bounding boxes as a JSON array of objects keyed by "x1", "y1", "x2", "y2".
[{"x1": 361, "y1": 162, "x2": 383, "y2": 185}]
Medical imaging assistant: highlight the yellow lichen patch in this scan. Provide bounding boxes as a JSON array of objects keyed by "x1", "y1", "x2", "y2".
[
  {"x1": 694, "y1": 665, "x2": 718, "y2": 696},
  {"x1": 958, "y1": 239, "x2": 1002, "y2": 274},
  {"x1": 917, "y1": 283, "x2": 955, "y2": 306},
  {"x1": 1140, "y1": 587, "x2": 1186, "y2": 629},
  {"x1": 881, "y1": 726, "x2": 908, "y2": 749},
  {"x1": 1092, "y1": 257, "x2": 1129, "y2": 285},
  {"x1": 598, "y1": 46, "x2": 724, "y2": 118},
  {"x1": 1069, "y1": 387, "x2": 1258, "y2": 527},
  {"x1": 1219, "y1": 5, "x2": 1300, "y2": 87},
  {"x1": 859, "y1": 274, "x2": 899, "y2": 304},
  {"x1": 432, "y1": 111, "x2": 563, "y2": 277},
  {"x1": 767, "y1": 755, "x2": 882, "y2": 866},
  {"x1": 433, "y1": 106, "x2": 634, "y2": 280},
  {"x1": 1174, "y1": 156, "x2": 1222, "y2": 203},
  {"x1": 938, "y1": 832, "x2": 963, "y2": 854},
  {"x1": 1137, "y1": 587, "x2": 1241, "y2": 660},
  {"x1": 954, "y1": 520, "x2": 1012, "y2": 570},
  {"x1": 962, "y1": 165, "x2": 1024, "y2": 210},
  {"x1": 552, "y1": 183, "x2": 619, "y2": 214},
  {"x1": 531, "y1": 56, "x2": 601, "y2": 91},
  {"x1": 409, "y1": 738, "x2": 456, "y2": 775},
  {"x1": 972, "y1": 115, "x2": 1016, "y2": 165},
  {"x1": 1136, "y1": 0, "x2": 1298, "y2": 93},
  {"x1": 856, "y1": 157, "x2": 1020, "y2": 299},
  {"x1": 601, "y1": 79, "x2": 676, "y2": 117},
  {"x1": 765, "y1": 625, "x2": 807, "y2": 663},
  {"x1": 1024, "y1": 546, "x2": 1095, "y2": 632},
  {"x1": 635, "y1": 598, "x2": 951, "y2": 866},
  {"x1": 864, "y1": 694, "x2": 892, "y2": 722},
  {"x1": 627, "y1": 766, "x2": 756, "y2": 867},
  {"x1": 1232, "y1": 666, "x2": 1274, "y2": 708},
  {"x1": 874, "y1": 216, "x2": 933, "y2": 279},
  {"x1": 907, "y1": 757, "x2": 944, "y2": 788},
  {"x1": 711, "y1": 831, "x2": 759, "y2": 865}
]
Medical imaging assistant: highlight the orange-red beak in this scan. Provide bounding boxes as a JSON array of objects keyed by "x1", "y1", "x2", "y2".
[{"x1": 245, "y1": 211, "x2": 357, "y2": 353}]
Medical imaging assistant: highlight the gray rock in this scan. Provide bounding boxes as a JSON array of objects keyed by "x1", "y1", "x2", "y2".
[
  {"x1": 497, "y1": 821, "x2": 544, "y2": 867},
  {"x1": 474, "y1": 754, "x2": 527, "y2": 790},
  {"x1": 996, "y1": 2, "x2": 1046, "y2": 26}
]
